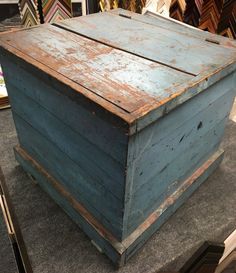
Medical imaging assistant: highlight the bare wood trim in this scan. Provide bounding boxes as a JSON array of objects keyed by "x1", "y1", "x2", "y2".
[
  {"x1": 14, "y1": 145, "x2": 126, "y2": 254},
  {"x1": 0, "y1": 42, "x2": 134, "y2": 126},
  {"x1": 14, "y1": 145, "x2": 224, "y2": 256},
  {"x1": 1, "y1": 17, "x2": 236, "y2": 134},
  {"x1": 131, "y1": 61, "x2": 236, "y2": 134},
  {"x1": 121, "y1": 149, "x2": 224, "y2": 248}
]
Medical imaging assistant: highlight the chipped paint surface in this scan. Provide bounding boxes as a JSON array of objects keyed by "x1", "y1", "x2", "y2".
[
  {"x1": 0, "y1": 24, "x2": 192, "y2": 114},
  {"x1": 56, "y1": 12, "x2": 236, "y2": 75},
  {"x1": 0, "y1": 9, "x2": 235, "y2": 133},
  {"x1": 13, "y1": 145, "x2": 225, "y2": 255},
  {"x1": 1, "y1": 11, "x2": 235, "y2": 266},
  {"x1": 121, "y1": 149, "x2": 224, "y2": 248}
]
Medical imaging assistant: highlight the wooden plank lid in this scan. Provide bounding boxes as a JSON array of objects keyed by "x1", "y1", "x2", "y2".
[
  {"x1": 0, "y1": 9, "x2": 235, "y2": 134},
  {"x1": 55, "y1": 11, "x2": 235, "y2": 76}
]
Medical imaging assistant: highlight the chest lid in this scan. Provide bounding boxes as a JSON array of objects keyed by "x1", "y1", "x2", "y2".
[{"x1": 0, "y1": 9, "x2": 235, "y2": 134}]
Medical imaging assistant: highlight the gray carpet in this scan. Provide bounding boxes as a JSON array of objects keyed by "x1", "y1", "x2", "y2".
[
  {"x1": 0, "y1": 210, "x2": 18, "y2": 273},
  {"x1": 0, "y1": 108, "x2": 236, "y2": 273}
]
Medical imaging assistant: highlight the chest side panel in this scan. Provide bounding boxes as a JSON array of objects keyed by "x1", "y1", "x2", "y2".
[
  {"x1": 1, "y1": 57, "x2": 129, "y2": 240},
  {"x1": 123, "y1": 72, "x2": 236, "y2": 237}
]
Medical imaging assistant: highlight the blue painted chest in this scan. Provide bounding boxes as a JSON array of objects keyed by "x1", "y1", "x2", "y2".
[{"x1": 0, "y1": 8, "x2": 235, "y2": 266}]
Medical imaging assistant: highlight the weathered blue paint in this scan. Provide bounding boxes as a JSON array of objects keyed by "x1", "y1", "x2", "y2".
[
  {"x1": 120, "y1": 72, "x2": 235, "y2": 237},
  {"x1": 129, "y1": 83, "x2": 235, "y2": 193},
  {"x1": 1, "y1": 59, "x2": 128, "y2": 164},
  {"x1": 14, "y1": 147, "x2": 125, "y2": 266},
  {"x1": 7, "y1": 82, "x2": 125, "y2": 200},
  {"x1": 55, "y1": 12, "x2": 236, "y2": 76},
  {"x1": 13, "y1": 113, "x2": 124, "y2": 238},
  {"x1": 0, "y1": 9, "x2": 235, "y2": 265},
  {"x1": 14, "y1": 145, "x2": 224, "y2": 266},
  {"x1": 124, "y1": 150, "x2": 224, "y2": 262},
  {"x1": 127, "y1": 120, "x2": 225, "y2": 232},
  {"x1": 0, "y1": 24, "x2": 193, "y2": 113},
  {"x1": 110, "y1": 9, "x2": 236, "y2": 49}
]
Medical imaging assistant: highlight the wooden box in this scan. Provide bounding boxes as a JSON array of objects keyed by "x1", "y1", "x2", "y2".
[{"x1": 0, "y1": 9, "x2": 235, "y2": 266}]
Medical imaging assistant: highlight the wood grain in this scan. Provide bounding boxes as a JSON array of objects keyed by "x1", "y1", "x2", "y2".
[{"x1": 14, "y1": 145, "x2": 224, "y2": 266}]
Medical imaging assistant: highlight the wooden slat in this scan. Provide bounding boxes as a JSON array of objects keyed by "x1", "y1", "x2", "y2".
[
  {"x1": 132, "y1": 59, "x2": 236, "y2": 134},
  {"x1": 1, "y1": 11, "x2": 236, "y2": 133},
  {"x1": 14, "y1": 146, "x2": 126, "y2": 265},
  {"x1": 129, "y1": 83, "x2": 235, "y2": 194},
  {"x1": 122, "y1": 73, "x2": 235, "y2": 236},
  {"x1": 55, "y1": 11, "x2": 235, "y2": 76},
  {"x1": 1, "y1": 60, "x2": 128, "y2": 164},
  {"x1": 13, "y1": 113, "x2": 124, "y2": 239},
  {"x1": 7, "y1": 83, "x2": 126, "y2": 200},
  {"x1": 123, "y1": 149, "x2": 225, "y2": 260},
  {"x1": 127, "y1": 119, "x2": 226, "y2": 233},
  {"x1": 110, "y1": 9, "x2": 236, "y2": 49},
  {"x1": 13, "y1": 144, "x2": 225, "y2": 265},
  {"x1": 0, "y1": 24, "x2": 192, "y2": 114}
]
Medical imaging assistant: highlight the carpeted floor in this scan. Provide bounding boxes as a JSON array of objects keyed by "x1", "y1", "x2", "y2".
[
  {"x1": 0, "y1": 108, "x2": 236, "y2": 273},
  {"x1": 0, "y1": 209, "x2": 18, "y2": 273}
]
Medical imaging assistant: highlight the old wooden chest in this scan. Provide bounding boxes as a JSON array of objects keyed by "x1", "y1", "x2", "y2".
[{"x1": 0, "y1": 8, "x2": 235, "y2": 266}]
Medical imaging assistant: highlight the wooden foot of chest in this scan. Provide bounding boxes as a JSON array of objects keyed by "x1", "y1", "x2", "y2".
[{"x1": 14, "y1": 145, "x2": 224, "y2": 266}]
